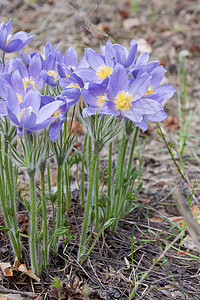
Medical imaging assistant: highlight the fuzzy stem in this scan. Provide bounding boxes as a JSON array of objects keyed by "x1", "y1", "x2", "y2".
[
  {"x1": 127, "y1": 126, "x2": 139, "y2": 177},
  {"x1": 55, "y1": 163, "x2": 62, "y2": 245},
  {"x1": 111, "y1": 134, "x2": 128, "y2": 231},
  {"x1": 0, "y1": 167, "x2": 22, "y2": 260},
  {"x1": 65, "y1": 162, "x2": 71, "y2": 210},
  {"x1": 2, "y1": 51, "x2": 5, "y2": 68},
  {"x1": 81, "y1": 133, "x2": 88, "y2": 207},
  {"x1": 78, "y1": 152, "x2": 97, "y2": 261},
  {"x1": 95, "y1": 156, "x2": 99, "y2": 230},
  {"x1": 106, "y1": 142, "x2": 112, "y2": 220},
  {"x1": 29, "y1": 173, "x2": 38, "y2": 275},
  {"x1": 47, "y1": 163, "x2": 51, "y2": 196},
  {"x1": 40, "y1": 168, "x2": 48, "y2": 268},
  {"x1": 4, "y1": 141, "x2": 22, "y2": 253},
  {"x1": 88, "y1": 135, "x2": 92, "y2": 173},
  {"x1": 0, "y1": 136, "x2": 5, "y2": 192}
]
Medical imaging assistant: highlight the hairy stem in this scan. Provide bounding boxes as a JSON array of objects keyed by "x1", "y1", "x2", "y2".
[{"x1": 78, "y1": 153, "x2": 97, "y2": 261}]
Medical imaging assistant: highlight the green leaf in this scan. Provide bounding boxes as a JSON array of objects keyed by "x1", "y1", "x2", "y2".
[{"x1": 53, "y1": 277, "x2": 61, "y2": 290}]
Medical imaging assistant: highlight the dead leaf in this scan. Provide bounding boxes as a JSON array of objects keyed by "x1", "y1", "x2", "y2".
[
  {"x1": 123, "y1": 18, "x2": 140, "y2": 30},
  {"x1": 191, "y1": 204, "x2": 200, "y2": 217},
  {"x1": 163, "y1": 116, "x2": 180, "y2": 130},
  {"x1": 137, "y1": 38, "x2": 152, "y2": 54},
  {"x1": 118, "y1": 9, "x2": 130, "y2": 18},
  {"x1": 19, "y1": 265, "x2": 40, "y2": 282},
  {"x1": 0, "y1": 263, "x2": 13, "y2": 276},
  {"x1": 150, "y1": 216, "x2": 164, "y2": 223},
  {"x1": 168, "y1": 216, "x2": 186, "y2": 227},
  {"x1": 13, "y1": 258, "x2": 40, "y2": 282}
]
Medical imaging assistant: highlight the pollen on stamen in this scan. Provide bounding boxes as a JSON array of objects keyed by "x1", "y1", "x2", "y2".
[
  {"x1": 47, "y1": 70, "x2": 57, "y2": 83},
  {"x1": 65, "y1": 71, "x2": 70, "y2": 78},
  {"x1": 18, "y1": 108, "x2": 26, "y2": 120},
  {"x1": 67, "y1": 83, "x2": 80, "y2": 89},
  {"x1": 16, "y1": 93, "x2": 23, "y2": 104},
  {"x1": 6, "y1": 34, "x2": 12, "y2": 46},
  {"x1": 52, "y1": 109, "x2": 61, "y2": 118},
  {"x1": 144, "y1": 85, "x2": 154, "y2": 97},
  {"x1": 96, "y1": 94, "x2": 109, "y2": 108},
  {"x1": 96, "y1": 64, "x2": 112, "y2": 80},
  {"x1": 23, "y1": 77, "x2": 36, "y2": 91},
  {"x1": 114, "y1": 91, "x2": 133, "y2": 111}
]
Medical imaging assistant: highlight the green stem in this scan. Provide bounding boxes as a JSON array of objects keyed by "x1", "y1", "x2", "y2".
[
  {"x1": 111, "y1": 134, "x2": 128, "y2": 231},
  {"x1": 95, "y1": 156, "x2": 99, "y2": 230},
  {"x1": 0, "y1": 167, "x2": 22, "y2": 260},
  {"x1": 88, "y1": 135, "x2": 92, "y2": 173},
  {"x1": 2, "y1": 51, "x2": 5, "y2": 68},
  {"x1": 0, "y1": 136, "x2": 5, "y2": 190},
  {"x1": 4, "y1": 141, "x2": 22, "y2": 253},
  {"x1": 78, "y1": 153, "x2": 97, "y2": 261},
  {"x1": 106, "y1": 142, "x2": 112, "y2": 220},
  {"x1": 40, "y1": 168, "x2": 48, "y2": 268},
  {"x1": 47, "y1": 163, "x2": 51, "y2": 196},
  {"x1": 55, "y1": 164, "x2": 62, "y2": 245},
  {"x1": 127, "y1": 126, "x2": 139, "y2": 177},
  {"x1": 81, "y1": 133, "x2": 88, "y2": 207},
  {"x1": 52, "y1": 203, "x2": 56, "y2": 234},
  {"x1": 29, "y1": 173, "x2": 38, "y2": 275},
  {"x1": 65, "y1": 162, "x2": 71, "y2": 210}
]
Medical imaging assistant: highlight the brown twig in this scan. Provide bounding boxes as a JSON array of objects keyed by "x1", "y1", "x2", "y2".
[
  {"x1": 0, "y1": 286, "x2": 38, "y2": 298},
  {"x1": 174, "y1": 187, "x2": 200, "y2": 253}
]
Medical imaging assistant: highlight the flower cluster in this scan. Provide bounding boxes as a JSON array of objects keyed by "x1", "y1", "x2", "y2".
[{"x1": 0, "y1": 18, "x2": 175, "y2": 141}]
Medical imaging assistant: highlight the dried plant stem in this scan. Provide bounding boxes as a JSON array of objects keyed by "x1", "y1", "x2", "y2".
[{"x1": 129, "y1": 230, "x2": 184, "y2": 298}]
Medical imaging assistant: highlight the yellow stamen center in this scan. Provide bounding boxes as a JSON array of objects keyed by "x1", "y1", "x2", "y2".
[
  {"x1": 96, "y1": 93, "x2": 108, "y2": 108},
  {"x1": 114, "y1": 91, "x2": 133, "y2": 111},
  {"x1": 16, "y1": 93, "x2": 23, "y2": 104},
  {"x1": 144, "y1": 85, "x2": 154, "y2": 97},
  {"x1": 47, "y1": 70, "x2": 57, "y2": 83},
  {"x1": 6, "y1": 34, "x2": 12, "y2": 46},
  {"x1": 52, "y1": 109, "x2": 61, "y2": 118},
  {"x1": 18, "y1": 108, "x2": 25, "y2": 120},
  {"x1": 22, "y1": 77, "x2": 36, "y2": 92},
  {"x1": 96, "y1": 64, "x2": 112, "y2": 80},
  {"x1": 67, "y1": 83, "x2": 80, "y2": 89},
  {"x1": 65, "y1": 71, "x2": 70, "y2": 78}
]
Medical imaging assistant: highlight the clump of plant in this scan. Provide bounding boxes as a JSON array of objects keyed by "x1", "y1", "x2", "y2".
[{"x1": 0, "y1": 19, "x2": 175, "y2": 275}]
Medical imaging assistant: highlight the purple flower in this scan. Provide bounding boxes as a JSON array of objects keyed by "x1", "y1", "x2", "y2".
[
  {"x1": 81, "y1": 79, "x2": 109, "y2": 117},
  {"x1": 12, "y1": 56, "x2": 46, "y2": 91},
  {"x1": 75, "y1": 39, "x2": 138, "y2": 83},
  {"x1": 142, "y1": 66, "x2": 176, "y2": 104},
  {"x1": 75, "y1": 40, "x2": 115, "y2": 83},
  {"x1": 41, "y1": 95, "x2": 67, "y2": 141},
  {"x1": 82, "y1": 64, "x2": 168, "y2": 130},
  {"x1": 58, "y1": 47, "x2": 89, "y2": 78},
  {"x1": 60, "y1": 74, "x2": 84, "y2": 107},
  {"x1": 0, "y1": 19, "x2": 35, "y2": 53},
  {"x1": 4, "y1": 84, "x2": 64, "y2": 135},
  {"x1": 20, "y1": 42, "x2": 63, "y2": 87},
  {"x1": 103, "y1": 39, "x2": 138, "y2": 68}
]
